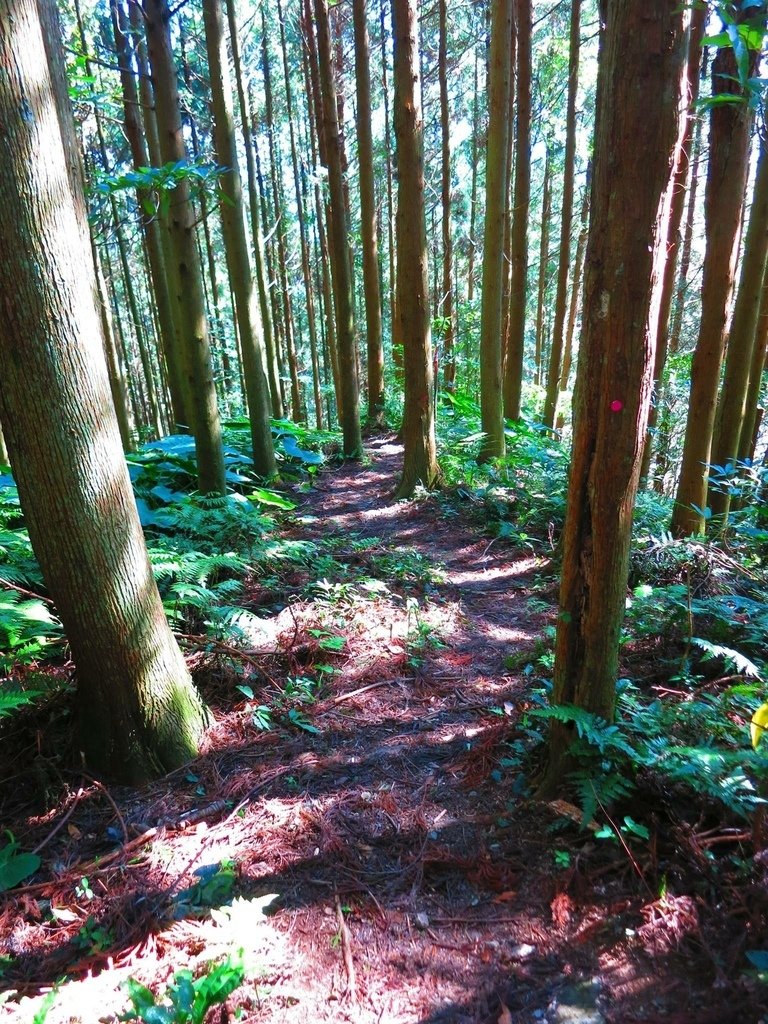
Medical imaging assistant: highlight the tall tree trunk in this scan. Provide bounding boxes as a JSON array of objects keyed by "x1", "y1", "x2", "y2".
[
  {"x1": 709, "y1": 138, "x2": 768, "y2": 523},
  {"x1": 277, "y1": 0, "x2": 324, "y2": 430},
  {"x1": 392, "y1": 0, "x2": 441, "y2": 496},
  {"x1": 479, "y1": 0, "x2": 513, "y2": 461},
  {"x1": 354, "y1": 0, "x2": 385, "y2": 424},
  {"x1": 203, "y1": 0, "x2": 276, "y2": 477},
  {"x1": 672, "y1": 25, "x2": 761, "y2": 537},
  {"x1": 738, "y1": 271, "x2": 768, "y2": 469},
  {"x1": 91, "y1": 232, "x2": 133, "y2": 451},
  {"x1": 380, "y1": 0, "x2": 397, "y2": 359},
  {"x1": 541, "y1": 0, "x2": 687, "y2": 791},
  {"x1": 504, "y1": 0, "x2": 532, "y2": 420},
  {"x1": 535, "y1": 146, "x2": 553, "y2": 389},
  {"x1": 111, "y1": 0, "x2": 186, "y2": 431},
  {"x1": 542, "y1": 0, "x2": 581, "y2": 429},
  {"x1": 438, "y1": 0, "x2": 455, "y2": 393},
  {"x1": 144, "y1": 0, "x2": 225, "y2": 494},
  {"x1": 315, "y1": 0, "x2": 363, "y2": 457},
  {"x1": 467, "y1": 28, "x2": 481, "y2": 305},
  {"x1": 228, "y1": 0, "x2": 283, "y2": 420},
  {"x1": 639, "y1": 5, "x2": 706, "y2": 487},
  {"x1": 261, "y1": 12, "x2": 303, "y2": 421},
  {"x1": 0, "y1": 0, "x2": 210, "y2": 782},
  {"x1": 559, "y1": 164, "x2": 591, "y2": 396}
]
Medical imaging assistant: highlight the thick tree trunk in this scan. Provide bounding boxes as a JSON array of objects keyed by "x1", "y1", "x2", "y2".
[
  {"x1": 0, "y1": 0, "x2": 210, "y2": 783},
  {"x1": 354, "y1": 0, "x2": 385, "y2": 425},
  {"x1": 467, "y1": 33, "x2": 481, "y2": 305},
  {"x1": 144, "y1": 0, "x2": 225, "y2": 494},
  {"x1": 504, "y1": 0, "x2": 532, "y2": 420},
  {"x1": 541, "y1": 0, "x2": 687, "y2": 791},
  {"x1": 542, "y1": 0, "x2": 581, "y2": 429},
  {"x1": 392, "y1": 0, "x2": 441, "y2": 497},
  {"x1": 203, "y1": 0, "x2": 276, "y2": 477},
  {"x1": 672, "y1": 30, "x2": 760, "y2": 536},
  {"x1": 479, "y1": 0, "x2": 513, "y2": 461},
  {"x1": 709, "y1": 139, "x2": 768, "y2": 523},
  {"x1": 315, "y1": 0, "x2": 363, "y2": 457}
]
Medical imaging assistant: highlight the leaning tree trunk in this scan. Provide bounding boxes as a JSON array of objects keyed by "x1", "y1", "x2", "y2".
[
  {"x1": 144, "y1": 0, "x2": 225, "y2": 494},
  {"x1": 0, "y1": 0, "x2": 210, "y2": 783},
  {"x1": 478, "y1": 0, "x2": 513, "y2": 462},
  {"x1": 315, "y1": 0, "x2": 363, "y2": 458},
  {"x1": 672, "y1": 23, "x2": 761, "y2": 537},
  {"x1": 203, "y1": 0, "x2": 276, "y2": 478},
  {"x1": 541, "y1": 0, "x2": 687, "y2": 791},
  {"x1": 392, "y1": 0, "x2": 441, "y2": 497}
]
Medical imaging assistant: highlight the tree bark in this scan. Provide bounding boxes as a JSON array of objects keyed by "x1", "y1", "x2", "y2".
[
  {"x1": 709, "y1": 137, "x2": 768, "y2": 523},
  {"x1": 504, "y1": 0, "x2": 532, "y2": 420},
  {"x1": 541, "y1": 0, "x2": 687, "y2": 790},
  {"x1": 542, "y1": 0, "x2": 581, "y2": 429},
  {"x1": 479, "y1": 0, "x2": 513, "y2": 461},
  {"x1": 392, "y1": 0, "x2": 441, "y2": 497},
  {"x1": 315, "y1": 0, "x2": 363, "y2": 457},
  {"x1": 672, "y1": 23, "x2": 761, "y2": 537},
  {"x1": 354, "y1": 0, "x2": 385, "y2": 425},
  {"x1": 144, "y1": 0, "x2": 225, "y2": 494},
  {"x1": 0, "y1": 0, "x2": 210, "y2": 783},
  {"x1": 535, "y1": 146, "x2": 553, "y2": 389},
  {"x1": 203, "y1": 0, "x2": 276, "y2": 477}
]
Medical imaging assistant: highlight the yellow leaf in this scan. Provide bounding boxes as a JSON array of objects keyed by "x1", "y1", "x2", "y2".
[{"x1": 750, "y1": 702, "x2": 768, "y2": 749}]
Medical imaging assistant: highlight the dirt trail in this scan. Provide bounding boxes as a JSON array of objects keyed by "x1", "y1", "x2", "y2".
[{"x1": 5, "y1": 436, "x2": 764, "y2": 1024}]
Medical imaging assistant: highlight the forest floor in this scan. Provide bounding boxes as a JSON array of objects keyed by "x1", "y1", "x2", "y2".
[{"x1": 2, "y1": 435, "x2": 768, "y2": 1024}]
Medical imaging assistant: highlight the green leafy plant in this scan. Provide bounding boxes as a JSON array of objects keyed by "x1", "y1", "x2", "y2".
[
  {"x1": 0, "y1": 830, "x2": 41, "y2": 892},
  {"x1": 120, "y1": 952, "x2": 246, "y2": 1024}
]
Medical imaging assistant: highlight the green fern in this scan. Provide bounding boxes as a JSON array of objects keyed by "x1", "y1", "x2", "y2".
[{"x1": 0, "y1": 687, "x2": 43, "y2": 718}]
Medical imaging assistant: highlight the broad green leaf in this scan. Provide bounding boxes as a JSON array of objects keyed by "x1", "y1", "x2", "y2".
[{"x1": 248, "y1": 488, "x2": 296, "y2": 510}]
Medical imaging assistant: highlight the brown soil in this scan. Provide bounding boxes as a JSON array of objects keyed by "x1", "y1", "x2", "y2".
[{"x1": 2, "y1": 436, "x2": 767, "y2": 1024}]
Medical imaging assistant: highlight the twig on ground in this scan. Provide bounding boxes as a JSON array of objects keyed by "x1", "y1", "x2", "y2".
[
  {"x1": 32, "y1": 787, "x2": 86, "y2": 855},
  {"x1": 334, "y1": 892, "x2": 357, "y2": 1004}
]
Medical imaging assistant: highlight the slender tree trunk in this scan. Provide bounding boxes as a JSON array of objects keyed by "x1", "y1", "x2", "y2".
[
  {"x1": 559, "y1": 164, "x2": 591, "y2": 395},
  {"x1": 467, "y1": 35, "x2": 480, "y2": 305},
  {"x1": 672, "y1": 27, "x2": 760, "y2": 537},
  {"x1": 392, "y1": 0, "x2": 441, "y2": 496},
  {"x1": 354, "y1": 0, "x2": 385, "y2": 424},
  {"x1": 380, "y1": 0, "x2": 396, "y2": 357},
  {"x1": 262, "y1": 12, "x2": 303, "y2": 421},
  {"x1": 145, "y1": 0, "x2": 225, "y2": 493},
  {"x1": 0, "y1": 0, "x2": 210, "y2": 782},
  {"x1": 535, "y1": 146, "x2": 553, "y2": 389},
  {"x1": 0, "y1": 419, "x2": 8, "y2": 467},
  {"x1": 277, "y1": 0, "x2": 323, "y2": 430},
  {"x1": 738, "y1": 270, "x2": 768, "y2": 469},
  {"x1": 479, "y1": 0, "x2": 513, "y2": 461},
  {"x1": 111, "y1": 0, "x2": 185, "y2": 431},
  {"x1": 438, "y1": 0, "x2": 455, "y2": 393},
  {"x1": 542, "y1": 0, "x2": 581, "y2": 429},
  {"x1": 639, "y1": 5, "x2": 706, "y2": 487},
  {"x1": 228, "y1": 0, "x2": 283, "y2": 420},
  {"x1": 91, "y1": 233, "x2": 133, "y2": 450},
  {"x1": 315, "y1": 0, "x2": 362, "y2": 457},
  {"x1": 669, "y1": 110, "x2": 704, "y2": 355},
  {"x1": 541, "y1": 0, "x2": 688, "y2": 791},
  {"x1": 504, "y1": 0, "x2": 532, "y2": 420},
  {"x1": 203, "y1": 0, "x2": 276, "y2": 477},
  {"x1": 709, "y1": 138, "x2": 768, "y2": 523}
]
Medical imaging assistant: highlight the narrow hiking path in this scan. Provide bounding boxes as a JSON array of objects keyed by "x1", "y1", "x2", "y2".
[{"x1": 5, "y1": 437, "x2": 765, "y2": 1024}]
